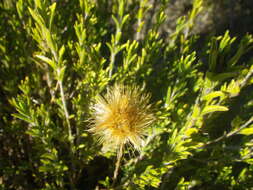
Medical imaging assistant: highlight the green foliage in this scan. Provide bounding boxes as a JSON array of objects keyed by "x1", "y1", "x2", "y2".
[{"x1": 0, "y1": 0, "x2": 253, "y2": 189}]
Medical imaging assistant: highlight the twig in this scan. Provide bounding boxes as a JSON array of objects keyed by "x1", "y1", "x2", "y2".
[
  {"x1": 59, "y1": 80, "x2": 72, "y2": 139},
  {"x1": 240, "y1": 69, "x2": 253, "y2": 88},
  {"x1": 135, "y1": 19, "x2": 141, "y2": 41},
  {"x1": 204, "y1": 116, "x2": 253, "y2": 146},
  {"x1": 109, "y1": 50, "x2": 116, "y2": 78},
  {"x1": 59, "y1": 79, "x2": 75, "y2": 190}
]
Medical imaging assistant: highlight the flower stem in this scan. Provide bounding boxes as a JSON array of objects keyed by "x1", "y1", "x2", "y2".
[{"x1": 113, "y1": 144, "x2": 124, "y2": 186}]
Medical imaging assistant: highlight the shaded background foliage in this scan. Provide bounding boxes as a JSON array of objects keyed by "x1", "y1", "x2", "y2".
[{"x1": 0, "y1": 0, "x2": 253, "y2": 189}]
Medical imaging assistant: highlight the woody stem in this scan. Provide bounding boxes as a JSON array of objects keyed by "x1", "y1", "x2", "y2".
[{"x1": 113, "y1": 144, "x2": 124, "y2": 186}]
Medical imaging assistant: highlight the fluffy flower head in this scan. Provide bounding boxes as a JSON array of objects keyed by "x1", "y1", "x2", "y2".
[{"x1": 89, "y1": 84, "x2": 155, "y2": 151}]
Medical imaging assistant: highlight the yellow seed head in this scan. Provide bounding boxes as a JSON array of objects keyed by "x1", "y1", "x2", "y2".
[{"x1": 89, "y1": 84, "x2": 155, "y2": 152}]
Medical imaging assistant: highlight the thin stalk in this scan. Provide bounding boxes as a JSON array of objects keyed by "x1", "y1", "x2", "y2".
[
  {"x1": 204, "y1": 116, "x2": 253, "y2": 146},
  {"x1": 240, "y1": 69, "x2": 253, "y2": 88},
  {"x1": 59, "y1": 80, "x2": 72, "y2": 139},
  {"x1": 109, "y1": 51, "x2": 116, "y2": 78},
  {"x1": 109, "y1": 16, "x2": 121, "y2": 77},
  {"x1": 45, "y1": 65, "x2": 56, "y2": 101},
  {"x1": 113, "y1": 144, "x2": 124, "y2": 186},
  {"x1": 135, "y1": 17, "x2": 141, "y2": 41},
  {"x1": 59, "y1": 80, "x2": 75, "y2": 190}
]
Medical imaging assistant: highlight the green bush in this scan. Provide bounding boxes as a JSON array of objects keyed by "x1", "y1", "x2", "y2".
[{"x1": 1, "y1": 0, "x2": 253, "y2": 189}]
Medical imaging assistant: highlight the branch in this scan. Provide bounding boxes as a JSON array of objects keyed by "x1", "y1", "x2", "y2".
[
  {"x1": 240, "y1": 69, "x2": 253, "y2": 88},
  {"x1": 204, "y1": 116, "x2": 253, "y2": 146},
  {"x1": 59, "y1": 80, "x2": 72, "y2": 140}
]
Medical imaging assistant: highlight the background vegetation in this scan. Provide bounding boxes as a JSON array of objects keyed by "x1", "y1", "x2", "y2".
[{"x1": 0, "y1": 0, "x2": 253, "y2": 189}]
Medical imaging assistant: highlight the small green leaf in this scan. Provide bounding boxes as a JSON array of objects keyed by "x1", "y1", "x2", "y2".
[
  {"x1": 208, "y1": 38, "x2": 218, "y2": 71},
  {"x1": 35, "y1": 55, "x2": 57, "y2": 69},
  {"x1": 226, "y1": 80, "x2": 240, "y2": 97},
  {"x1": 202, "y1": 91, "x2": 225, "y2": 102},
  {"x1": 28, "y1": 8, "x2": 45, "y2": 28},
  {"x1": 115, "y1": 31, "x2": 122, "y2": 43},
  {"x1": 240, "y1": 127, "x2": 253, "y2": 135},
  {"x1": 57, "y1": 66, "x2": 66, "y2": 81},
  {"x1": 106, "y1": 42, "x2": 113, "y2": 52},
  {"x1": 41, "y1": 152, "x2": 56, "y2": 161},
  {"x1": 62, "y1": 165, "x2": 68, "y2": 171},
  {"x1": 202, "y1": 105, "x2": 229, "y2": 115},
  {"x1": 44, "y1": 29, "x2": 57, "y2": 55},
  {"x1": 192, "y1": 105, "x2": 200, "y2": 118},
  {"x1": 122, "y1": 14, "x2": 129, "y2": 26},
  {"x1": 49, "y1": 3, "x2": 56, "y2": 30},
  {"x1": 16, "y1": 0, "x2": 24, "y2": 18},
  {"x1": 39, "y1": 165, "x2": 49, "y2": 172},
  {"x1": 78, "y1": 144, "x2": 85, "y2": 149},
  {"x1": 12, "y1": 113, "x2": 32, "y2": 123},
  {"x1": 34, "y1": 0, "x2": 42, "y2": 9},
  {"x1": 58, "y1": 45, "x2": 65, "y2": 65},
  {"x1": 207, "y1": 71, "x2": 237, "y2": 82},
  {"x1": 26, "y1": 128, "x2": 40, "y2": 137},
  {"x1": 185, "y1": 128, "x2": 198, "y2": 136},
  {"x1": 112, "y1": 15, "x2": 120, "y2": 30}
]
